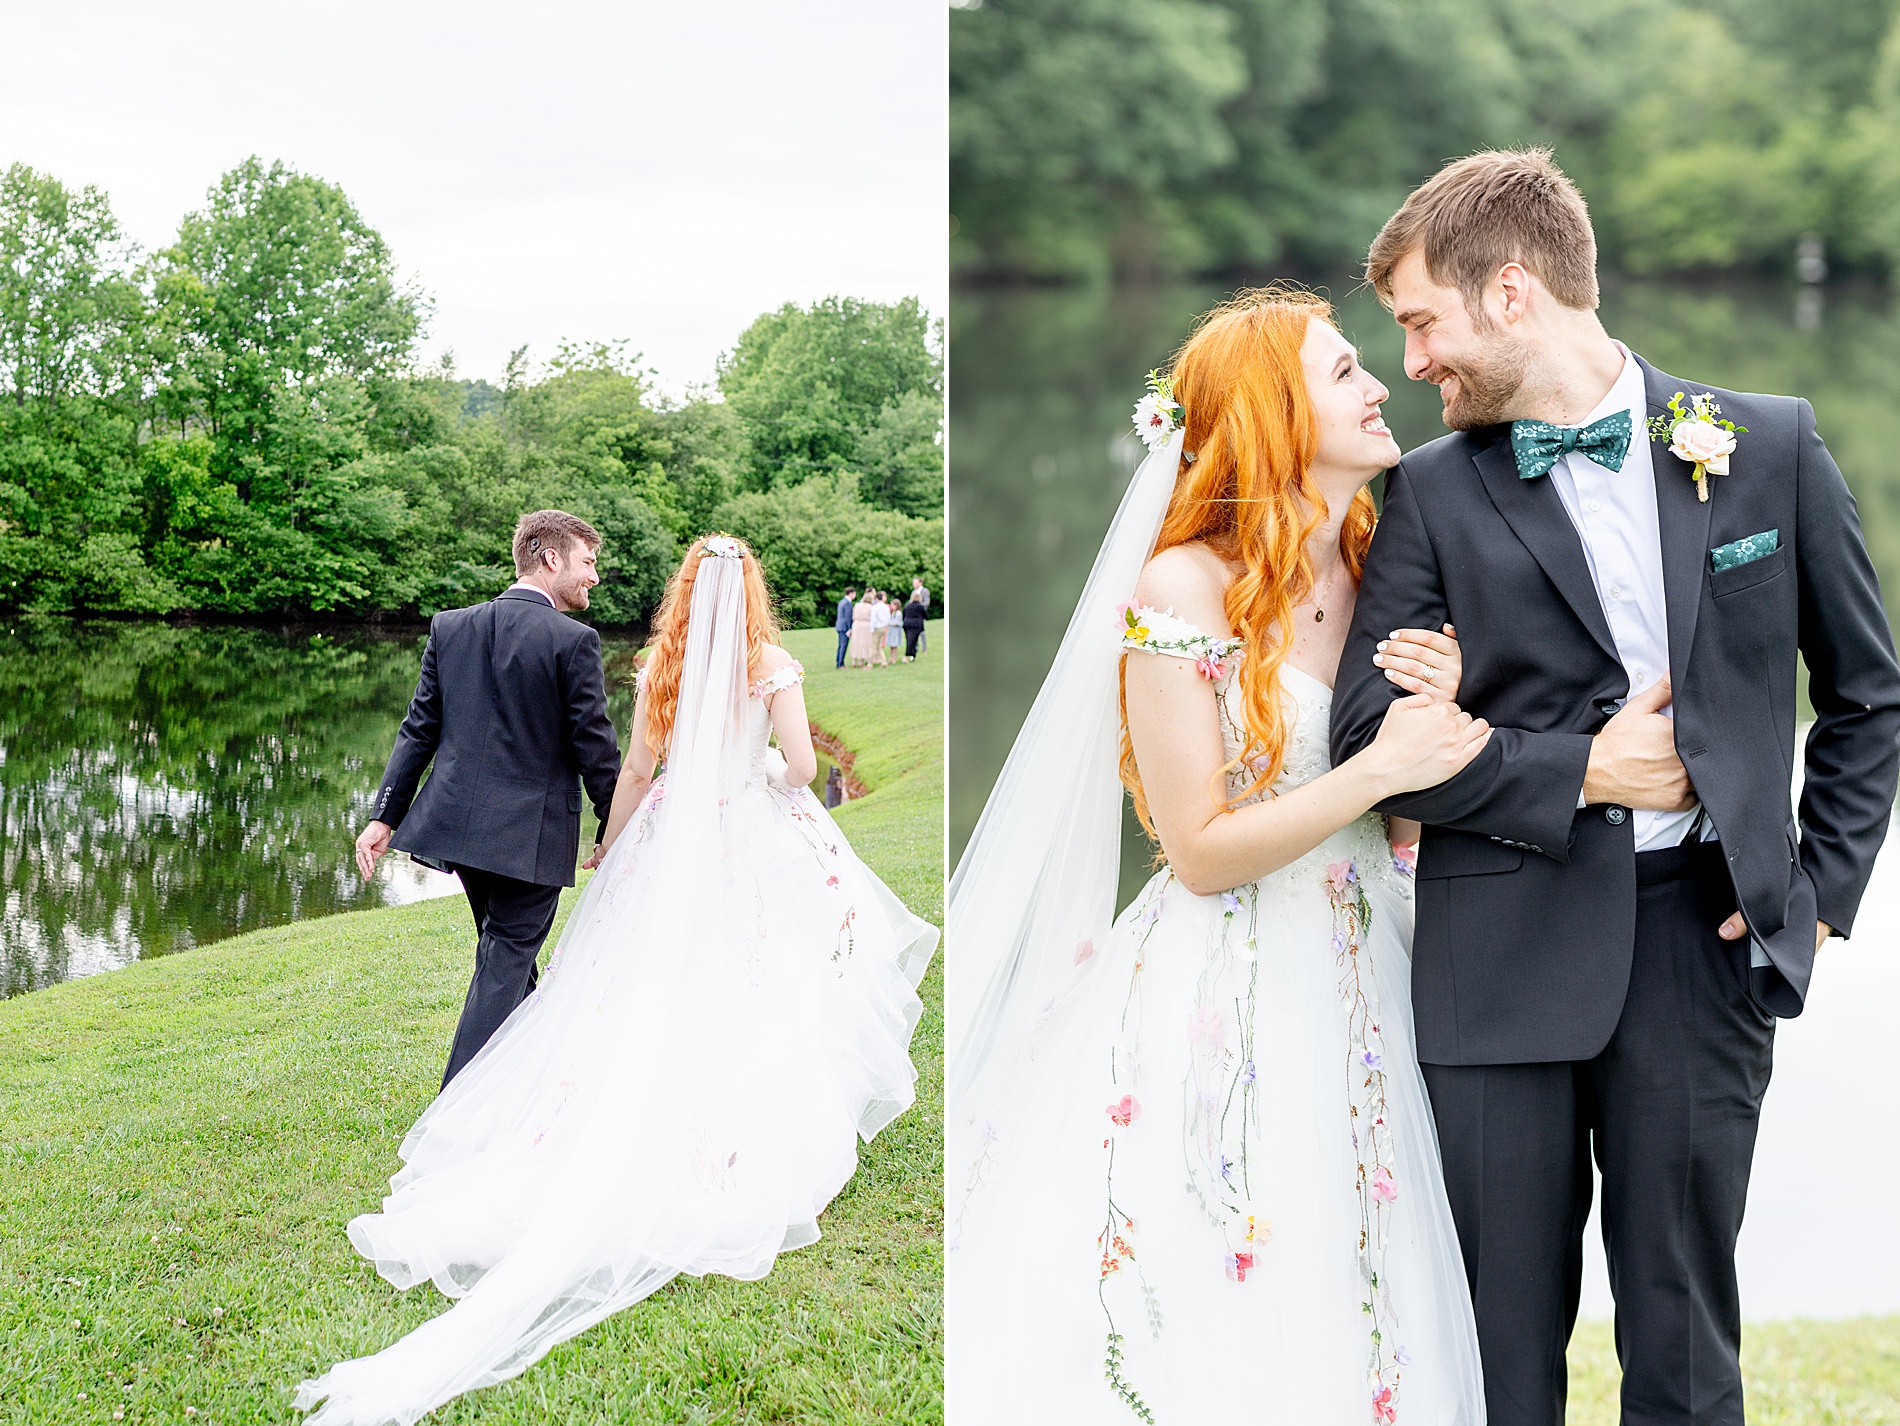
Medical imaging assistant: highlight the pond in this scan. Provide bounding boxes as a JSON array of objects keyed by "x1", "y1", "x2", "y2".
[
  {"x1": 947, "y1": 277, "x2": 1900, "y2": 1318},
  {"x1": 0, "y1": 618, "x2": 647, "y2": 999}
]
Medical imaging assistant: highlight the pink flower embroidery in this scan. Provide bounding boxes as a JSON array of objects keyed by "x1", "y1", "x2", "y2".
[
  {"x1": 1074, "y1": 937, "x2": 1096, "y2": 965},
  {"x1": 1373, "y1": 1385, "x2": 1397, "y2": 1423},
  {"x1": 1325, "y1": 861, "x2": 1357, "y2": 900},
  {"x1": 1369, "y1": 1166, "x2": 1398, "y2": 1204},
  {"x1": 1107, "y1": 1095, "x2": 1141, "y2": 1128},
  {"x1": 1186, "y1": 1006, "x2": 1225, "y2": 1048},
  {"x1": 825, "y1": 875, "x2": 840, "y2": 888},
  {"x1": 1196, "y1": 652, "x2": 1227, "y2": 680},
  {"x1": 1225, "y1": 1250, "x2": 1255, "y2": 1283},
  {"x1": 1392, "y1": 843, "x2": 1417, "y2": 877}
]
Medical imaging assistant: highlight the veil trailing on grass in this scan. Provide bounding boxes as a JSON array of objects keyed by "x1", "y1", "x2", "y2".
[
  {"x1": 945, "y1": 429, "x2": 1182, "y2": 1114},
  {"x1": 295, "y1": 545, "x2": 934, "y2": 1426}
]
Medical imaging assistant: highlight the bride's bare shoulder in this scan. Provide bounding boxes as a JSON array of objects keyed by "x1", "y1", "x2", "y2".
[
  {"x1": 1133, "y1": 543, "x2": 1234, "y2": 635},
  {"x1": 757, "y1": 642, "x2": 800, "y2": 673}
]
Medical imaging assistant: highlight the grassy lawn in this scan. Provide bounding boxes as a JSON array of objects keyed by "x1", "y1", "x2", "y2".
[
  {"x1": 1566, "y1": 1317, "x2": 1900, "y2": 1424},
  {"x1": 0, "y1": 622, "x2": 945, "y2": 1426}
]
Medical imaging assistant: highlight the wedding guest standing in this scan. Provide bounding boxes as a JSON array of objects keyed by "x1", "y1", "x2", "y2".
[
  {"x1": 911, "y1": 575, "x2": 931, "y2": 655},
  {"x1": 870, "y1": 592, "x2": 893, "y2": 667},
  {"x1": 902, "y1": 589, "x2": 927, "y2": 661},
  {"x1": 885, "y1": 596, "x2": 905, "y2": 658},
  {"x1": 835, "y1": 586, "x2": 858, "y2": 669},
  {"x1": 848, "y1": 589, "x2": 873, "y2": 668}
]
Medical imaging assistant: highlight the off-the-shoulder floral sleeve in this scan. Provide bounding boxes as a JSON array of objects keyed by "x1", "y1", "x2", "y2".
[
  {"x1": 1119, "y1": 602, "x2": 1243, "y2": 680},
  {"x1": 751, "y1": 659, "x2": 806, "y2": 701}
]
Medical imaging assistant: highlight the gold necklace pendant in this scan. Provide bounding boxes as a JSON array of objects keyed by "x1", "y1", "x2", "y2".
[{"x1": 1314, "y1": 608, "x2": 1325, "y2": 623}]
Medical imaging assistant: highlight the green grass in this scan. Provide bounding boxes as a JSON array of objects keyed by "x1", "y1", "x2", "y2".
[
  {"x1": 1566, "y1": 1317, "x2": 1900, "y2": 1424},
  {"x1": 0, "y1": 624, "x2": 945, "y2": 1426}
]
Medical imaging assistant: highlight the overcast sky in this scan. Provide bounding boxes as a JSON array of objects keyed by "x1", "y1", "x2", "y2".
[{"x1": 0, "y1": 0, "x2": 946, "y2": 391}]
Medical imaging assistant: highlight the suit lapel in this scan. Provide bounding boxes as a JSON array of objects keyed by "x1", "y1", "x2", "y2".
[
  {"x1": 1472, "y1": 430, "x2": 1621, "y2": 665},
  {"x1": 1640, "y1": 357, "x2": 1713, "y2": 688}
]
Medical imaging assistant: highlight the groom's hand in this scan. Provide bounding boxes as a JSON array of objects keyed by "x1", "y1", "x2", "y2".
[
  {"x1": 1581, "y1": 678, "x2": 1694, "y2": 811},
  {"x1": 354, "y1": 820, "x2": 393, "y2": 882},
  {"x1": 1719, "y1": 912, "x2": 1832, "y2": 955}
]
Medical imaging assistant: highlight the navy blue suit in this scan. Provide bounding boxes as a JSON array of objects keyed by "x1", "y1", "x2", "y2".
[
  {"x1": 835, "y1": 595, "x2": 855, "y2": 667},
  {"x1": 1332, "y1": 359, "x2": 1900, "y2": 1424},
  {"x1": 374, "y1": 587, "x2": 622, "y2": 1084}
]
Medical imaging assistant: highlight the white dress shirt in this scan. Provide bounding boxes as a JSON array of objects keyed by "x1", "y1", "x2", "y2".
[
  {"x1": 1544, "y1": 345, "x2": 1707, "y2": 854},
  {"x1": 508, "y1": 581, "x2": 557, "y2": 607}
]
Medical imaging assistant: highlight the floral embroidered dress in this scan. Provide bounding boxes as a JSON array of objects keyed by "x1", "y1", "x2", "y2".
[
  {"x1": 297, "y1": 656, "x2": 937, "y2": 1426},
  {"x1": 947, "y1": 607, "x2": 1484, "y2": 1425}
]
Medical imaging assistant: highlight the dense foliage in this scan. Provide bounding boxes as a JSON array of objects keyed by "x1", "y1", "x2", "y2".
[
  {"x1": 951, "y1": 0, "x2": 1900, "y2": 283},
  {"x1": 0, "y1": 160, "x2": 944, "y2": 626}
]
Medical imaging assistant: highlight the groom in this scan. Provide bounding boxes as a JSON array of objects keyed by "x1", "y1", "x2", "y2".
[
  {"x1": 1333, "y1": 149, "x2": 1900, "y2": 1424},
  {"x1": 354, "y1": 509, "x2": 622, "y2": 1088}
]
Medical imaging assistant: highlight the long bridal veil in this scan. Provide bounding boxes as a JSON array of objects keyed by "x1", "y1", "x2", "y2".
[
  {"x1": 296, "y1": 548, "x2": 932, "y2": 1425},
  {"x1": 947, "y1": 429, "x2": 1181, "y2": 1112}
]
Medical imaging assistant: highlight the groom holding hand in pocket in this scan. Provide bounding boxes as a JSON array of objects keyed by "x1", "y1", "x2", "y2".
[
  {"x1": 355, "y1": 509, "x2": 622, "y2": 1088},
  {"x1": 1333, "y1": 150, "x2": 1900, "y2": 1425}
]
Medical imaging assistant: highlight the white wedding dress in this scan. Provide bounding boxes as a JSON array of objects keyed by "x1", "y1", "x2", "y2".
[
  {"x1": 947, "y1": 605, "x2": 1484, "y2": 1424},
  {"x1": 296, "y1": 554, "x2": 937, "y2": 1426}
]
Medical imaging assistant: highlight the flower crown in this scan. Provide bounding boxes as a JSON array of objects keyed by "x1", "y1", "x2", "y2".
[
  {"x1": 703, "y1": 535, "x2": 746, "y2": 561},
  {"x1": 1132, "y1": 369, "x2": 1195, "y2": 462}
]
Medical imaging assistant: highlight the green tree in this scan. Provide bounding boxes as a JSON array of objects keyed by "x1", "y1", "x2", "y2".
[
  {"x1": 717, "y1": 296, "x2": 944, "y2": 496},
  {"x1": 714, "y1": 472, "x2": 944, "y2": 627},
  {"x1": 0, "y1": 165, "x2": 170, "y2": 612}
]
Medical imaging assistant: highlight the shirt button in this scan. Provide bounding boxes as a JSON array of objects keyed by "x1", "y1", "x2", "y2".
[
  {"x1": 1588, "y1": 500, "x2": 1601, "y2": 513},
  {"x1": 1609, "y1": 584, "x2": 1624, "y2": 599},
  {"x1": 1606, "y1": 806, "x2": 1627, "y2": 826}
]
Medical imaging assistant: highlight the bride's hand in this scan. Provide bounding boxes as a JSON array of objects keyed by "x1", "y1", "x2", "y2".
[
  {"x1": 1358, "y1": 692, "x2": 1492, "y2": 796},
  {"x1": 1374, "y1": 623, "x2": 1462, "y2": 704}
]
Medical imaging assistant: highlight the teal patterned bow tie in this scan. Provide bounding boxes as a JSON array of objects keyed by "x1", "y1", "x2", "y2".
[{"x1": 1510, "y1": 410, "x2": 1633, "y2": 479}]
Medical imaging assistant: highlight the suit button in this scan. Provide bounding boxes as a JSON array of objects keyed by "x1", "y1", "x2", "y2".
[
  {"x1": 1606, "y1": 806, "x2": 1627, "y2": 826},
  {"x1": 1600, "y1": 702, "x2": 1620, "y2": 718}
]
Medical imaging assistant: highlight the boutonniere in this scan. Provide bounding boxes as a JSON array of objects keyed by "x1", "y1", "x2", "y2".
[
  {"x1": 1646, "y1": 391, "x2": 1745, "y2": 503},
  {"x1": 1132, "y1": 368, "x2": 1183, "y2": 453}
]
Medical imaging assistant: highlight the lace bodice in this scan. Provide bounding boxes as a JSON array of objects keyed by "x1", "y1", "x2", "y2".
[
  {"x1": 745, "y1": 660, "x2": 805, "y2": 781},
  {"x1": 1121, "y1": 604, "x2": 1403, "y2": 894}
]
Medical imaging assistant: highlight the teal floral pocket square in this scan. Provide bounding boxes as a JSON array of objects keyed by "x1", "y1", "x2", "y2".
[{"x1": 1710, "y1": 529, "x2": 1779, "y2": 573}]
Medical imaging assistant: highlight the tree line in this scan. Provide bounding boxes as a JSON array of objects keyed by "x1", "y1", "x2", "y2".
[
  {"x1": 951, "y1": 0, "x2": 1900, "y2": 285},
  {"x1": 0, "y1": 158, "x2": 944, "y2": 628}
]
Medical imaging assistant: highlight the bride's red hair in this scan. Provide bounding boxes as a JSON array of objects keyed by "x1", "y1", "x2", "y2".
[
  {"x1": 640, "y1": 534, "x2": 781, "y2": 761},
  {"x1": 1120, "y1": 285, "x2": 1379, "y2": 834}
]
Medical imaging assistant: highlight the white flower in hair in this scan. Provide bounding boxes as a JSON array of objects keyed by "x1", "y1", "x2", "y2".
[
  {"x1": 704, "y1": 535, "x2": 745, "y2": 560},
  {"x1": 1132, "y1": 368, "x2": 1182, "y2": 452}
]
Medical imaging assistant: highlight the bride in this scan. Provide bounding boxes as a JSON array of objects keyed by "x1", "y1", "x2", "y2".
[
  {"x1": 297, "y1": 535, "x2": 937, "y2": 1425},
  {"x1": 947, "y1": 288, "x2": 1489, "y2": 1423}
]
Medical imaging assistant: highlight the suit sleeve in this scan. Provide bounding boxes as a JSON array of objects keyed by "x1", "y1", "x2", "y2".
[
  {"x1": 564, "y1": 625, "x2": 624, "y2": 842},
  {"x1": 373, "y1": 619, "x2": 444, "y2": 829},
  {"x1": 1331, "y1": 463, "x2": 1593, "y2": 860},
  {"x1": 1793, "y1": 398, "x2": 1900, "y2": 936}
]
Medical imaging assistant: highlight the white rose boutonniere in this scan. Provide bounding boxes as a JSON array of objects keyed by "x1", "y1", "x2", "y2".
[{"x1": 1646, "y1": 390, "x2": 1745, "y2": 503}]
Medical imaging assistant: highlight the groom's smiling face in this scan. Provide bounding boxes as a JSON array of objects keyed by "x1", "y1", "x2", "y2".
[{"x1": 1388, "y1": 248, "x2": 1528, "y2": 431}]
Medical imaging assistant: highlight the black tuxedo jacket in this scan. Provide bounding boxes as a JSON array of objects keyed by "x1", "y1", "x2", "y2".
[
  {"x1": 373, "y1": 588, "x2": 622, "y2": 888},
  {"x1": 1332, "y1": 356, "x2": 1900, "y2": 1065}
]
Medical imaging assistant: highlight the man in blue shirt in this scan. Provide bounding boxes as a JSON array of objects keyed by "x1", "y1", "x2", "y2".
[{"x1": 835, "y1": 587, "x2": 857, "y2": 668}]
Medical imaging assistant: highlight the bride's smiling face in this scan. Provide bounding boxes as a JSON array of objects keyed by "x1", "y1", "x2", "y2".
[{"x1": 1301, "y1": 319, "x2": 1401, "y2": 483}]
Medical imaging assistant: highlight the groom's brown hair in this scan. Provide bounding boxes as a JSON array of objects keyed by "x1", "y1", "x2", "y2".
[
  {"x1": 1366, "y1": 148, "x2": 1599, "y2": 316},
  {"x1": 512, "y1": 509, "x2": 601, "y2": 575}
]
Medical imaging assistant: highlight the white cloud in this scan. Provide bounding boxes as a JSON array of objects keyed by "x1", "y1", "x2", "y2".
[{"x1": 0, "y1": 0, "x2": 947, "y2": 388}]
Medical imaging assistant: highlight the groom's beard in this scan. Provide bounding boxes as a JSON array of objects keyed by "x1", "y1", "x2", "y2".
[{"x1": 1427, "y1": 339, "x2": 1529, "y2": 430}]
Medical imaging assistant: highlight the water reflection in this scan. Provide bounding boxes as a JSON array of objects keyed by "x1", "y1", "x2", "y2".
[
  {"x1": 949, "y1": 278, "x2": 1900, "y2": 894},
  {"x1": 1, "y1": 618, "x2": 645, "y2": 997}
]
